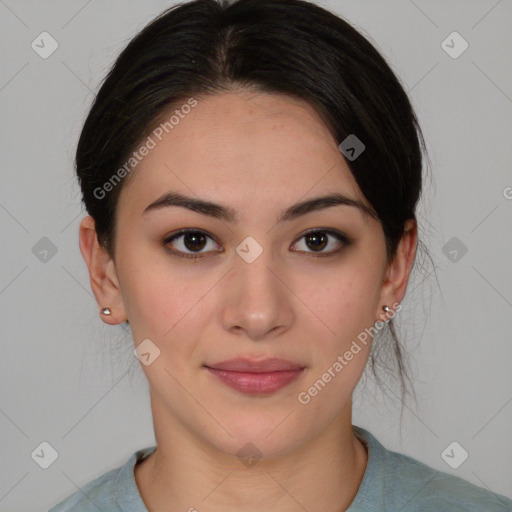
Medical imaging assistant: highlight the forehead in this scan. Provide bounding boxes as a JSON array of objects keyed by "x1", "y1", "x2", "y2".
[{"x1": 118, "y1": 92, "x2": 369, "y2": 219}]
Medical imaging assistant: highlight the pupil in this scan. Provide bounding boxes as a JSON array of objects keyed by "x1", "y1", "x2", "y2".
[
  {"x1": 307, "y1": 232, "x2": 327, "y2": 251},
  {"x1": 184, "y1": 232, "x2": 206, "y2": 251}
]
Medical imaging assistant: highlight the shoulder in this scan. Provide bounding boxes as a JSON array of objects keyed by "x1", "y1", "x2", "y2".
[
  {"x1": 353, "y1": 426, "x2": 512, "y2": 511},
  {"x1": 48, "y1": 466, "x2": 120, "y2": 512},
  {"x1": 48, "y1": 446, "x2": 155, "y2": 512},
  {"x1": 382, "y1": 446, "x2": 512, "y2": 511}
]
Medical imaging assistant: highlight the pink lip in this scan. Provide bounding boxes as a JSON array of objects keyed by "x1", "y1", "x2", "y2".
[
  {"x1": 204, "y1": 358, "x2": 305, "y2": 395},
  {"x1": 205, "y1": 357, "x2": 304, "y2": 372}
]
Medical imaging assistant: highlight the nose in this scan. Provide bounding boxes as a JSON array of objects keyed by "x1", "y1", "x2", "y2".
[{"x1": 221, "y1": 245, "x2": 294, "y2": 341}]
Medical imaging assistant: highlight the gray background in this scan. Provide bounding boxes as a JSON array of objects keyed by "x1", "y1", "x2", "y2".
[{"x1": 1, "y1": 0, "x2": 511, "y2": 510}]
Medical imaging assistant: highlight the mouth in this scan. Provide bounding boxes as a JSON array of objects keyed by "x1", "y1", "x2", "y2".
[{"x1": 203, "y1": 357, "x2": 306, "y2": 395}]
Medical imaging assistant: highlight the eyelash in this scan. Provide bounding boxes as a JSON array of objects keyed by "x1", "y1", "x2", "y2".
[{"x1": 162, "y1": 228, "x2": 350, "y2": 260}]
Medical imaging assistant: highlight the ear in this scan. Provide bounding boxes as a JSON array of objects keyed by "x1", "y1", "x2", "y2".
[
  {"x1": 376, "y1": 218, "x2": 417, "y2": 321},
  {"x1": 78, "y1": 215, "x2": 127, "y2": 325}
]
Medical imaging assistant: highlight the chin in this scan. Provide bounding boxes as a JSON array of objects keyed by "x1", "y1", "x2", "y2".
[{"x1": 200, "y1": 413, "x2": 307, "y2": 462}]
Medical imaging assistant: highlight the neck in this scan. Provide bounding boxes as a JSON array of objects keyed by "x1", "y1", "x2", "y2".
[{"x1": 135, "y1": 395, "x2": 368, "y2": 512}]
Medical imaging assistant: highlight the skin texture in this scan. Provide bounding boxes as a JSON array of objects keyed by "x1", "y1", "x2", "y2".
[{"x1": 79, "y1": 91, "x2": 417, "y2": 512}]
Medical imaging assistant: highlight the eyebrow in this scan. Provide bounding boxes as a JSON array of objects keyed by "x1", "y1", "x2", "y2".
[{"x1": 142, "y1": 191, "x2": 378, "y2": 223}]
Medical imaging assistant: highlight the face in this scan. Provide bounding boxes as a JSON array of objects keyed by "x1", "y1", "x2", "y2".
[{"x1": 93, "y1": 91, "x2": 405, "y2": 459}]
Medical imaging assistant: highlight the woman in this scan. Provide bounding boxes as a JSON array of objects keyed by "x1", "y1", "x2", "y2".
[{"x1": 49, "y1": 0, "x2": 512, "y2": 510}]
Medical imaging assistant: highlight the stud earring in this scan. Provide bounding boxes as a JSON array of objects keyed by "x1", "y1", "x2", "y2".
[
  {"x1": 377, "y1": 305, "x2": 392, "y2": 324},
  {"x1": 100, "y1": 307, "x2": 112, "y2": 316}
]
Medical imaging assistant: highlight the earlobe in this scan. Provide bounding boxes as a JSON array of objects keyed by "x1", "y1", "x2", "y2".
[{"x1": 78, "y1": 216, "x2": 127, "y2": 324}]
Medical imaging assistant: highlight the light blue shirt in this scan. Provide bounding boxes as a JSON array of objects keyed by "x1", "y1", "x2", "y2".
[{"x1": 48, "y1": 426, "x2": 512, "y2": 511}]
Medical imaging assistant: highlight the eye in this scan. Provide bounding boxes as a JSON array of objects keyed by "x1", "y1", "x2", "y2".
[
  {"x1": 163, "y1": 228, "x2": 350, "y2": 260},
  {"x1": 291, "y1": 229, "x2": 350, "y2": 257},
  {"x1": 162, "y1": 229, "x2": 222, "y2": 259}
]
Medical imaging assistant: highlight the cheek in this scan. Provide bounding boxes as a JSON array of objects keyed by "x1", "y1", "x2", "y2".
[
  {"x1": 307, "y1": 268, "x2": 382, "y2": 346},
  {"x1": 295, "y1": 275, "x2": 377, "y2": 416},
  {"x1": 297, "y1": 269, "x2": 381, "y2": 400},
  {"x1": 117, "y1": 245, "x2": 216, "y2": 343}
]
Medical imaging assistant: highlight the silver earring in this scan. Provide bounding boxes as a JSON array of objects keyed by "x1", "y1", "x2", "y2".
[
  {"x1": 100, "y1": 307, "x2": 112, "y2": 316},
  {"x1": 382, "y1": 305, "x2": 393, "y2": 323}
]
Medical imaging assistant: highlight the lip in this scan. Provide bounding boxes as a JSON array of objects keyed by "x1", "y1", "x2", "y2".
[
  {"x1": 205, "y1": 357, "x2": 304, "y2": 372},
  {"x1": 204, "y1": 358, "x2": 305, "y2": 395}
]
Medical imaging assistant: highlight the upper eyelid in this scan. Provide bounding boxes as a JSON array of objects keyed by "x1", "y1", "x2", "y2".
[{"x1": 165, "y1": 229, "x2": 221, "y2": 245}]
